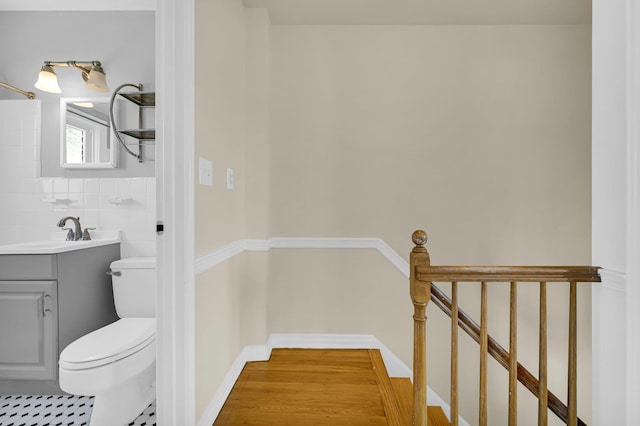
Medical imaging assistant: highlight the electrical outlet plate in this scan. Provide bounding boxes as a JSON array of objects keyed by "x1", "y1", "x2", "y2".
[{"x1": 226, "y1": 168, "x2": 234, "y2": 189}]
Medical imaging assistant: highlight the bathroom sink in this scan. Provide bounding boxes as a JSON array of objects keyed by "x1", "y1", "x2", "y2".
[{"x1": 0, "y1": 231, "x2": 120, "y2": 254}]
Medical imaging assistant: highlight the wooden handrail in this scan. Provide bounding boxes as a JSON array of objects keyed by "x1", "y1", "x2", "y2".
[
  {"x1": 409, "y1": 230, "x2": 600, "y2": 426},
  {"x1": 416, "y1": 265, "x2": 601, "y2": 283}
]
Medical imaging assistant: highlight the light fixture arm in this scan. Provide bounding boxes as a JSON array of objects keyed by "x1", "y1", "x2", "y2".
[
  {"x1": 44, "y1": 61, "x2": 103, "y2": 82},
  {"x1": 0, "y1": 81, "x2": 35, "y2": 99}
]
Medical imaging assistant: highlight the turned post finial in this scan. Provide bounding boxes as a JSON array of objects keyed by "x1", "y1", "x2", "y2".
[
  {"x1": 412, "y1": 230, "x2": 428, "y2": 250},
  {"x1": 410, "y1": 229, "x2": 430, "y2": 426}
]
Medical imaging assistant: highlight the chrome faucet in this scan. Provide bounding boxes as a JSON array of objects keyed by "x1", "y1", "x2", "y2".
[{"x1": 57, "y1": 216, "x2": 83, "y2": 241}]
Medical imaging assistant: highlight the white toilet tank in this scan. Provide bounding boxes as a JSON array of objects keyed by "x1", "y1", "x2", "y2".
[{"x1": 110, "y1": 257, "x2": 156, "y2": 318}]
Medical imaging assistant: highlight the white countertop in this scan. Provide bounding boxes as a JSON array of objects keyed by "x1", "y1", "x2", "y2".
[{"x1": 0, "y1": 231, "x2": 121, "y2": 255}]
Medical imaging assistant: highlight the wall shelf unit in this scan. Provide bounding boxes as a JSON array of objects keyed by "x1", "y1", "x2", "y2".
[{"x1": 109, "y1": 84, "x2": 155, "y2": 163}]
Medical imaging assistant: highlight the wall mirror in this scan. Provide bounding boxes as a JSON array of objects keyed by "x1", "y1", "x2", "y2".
[{"x1": 60, "y1": 98, "x2": 118, "y2": 168}]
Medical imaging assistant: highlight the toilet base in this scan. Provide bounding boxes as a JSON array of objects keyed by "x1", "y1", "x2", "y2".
[{"x1": 89, "y1": 362, "x2": 156, "y2": 426}]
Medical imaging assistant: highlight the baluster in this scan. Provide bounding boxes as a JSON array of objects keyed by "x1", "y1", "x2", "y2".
[
  {"x1": 509, "y1": 281, "x2": 517, "y2": 426},
  {"x1": 413, "y1": 302, "x2": 427, "y2": 426},
  {"x1": 479, "y1": 281, "x2": 488, "y2": 426},
  {"x1": 451, "y1": 281, "x2": 459, "y2": 426},
  {"x1": 567, "y1": 281, "x2": 577, "y2": 426},
  {"x1": 538, "y1": 282, "x2": 548, "y2": 426}
]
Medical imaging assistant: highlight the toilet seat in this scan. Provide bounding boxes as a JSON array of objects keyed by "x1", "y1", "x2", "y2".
[{"x1": 60, "y1": 318, "x2": 156, "y2": 370}]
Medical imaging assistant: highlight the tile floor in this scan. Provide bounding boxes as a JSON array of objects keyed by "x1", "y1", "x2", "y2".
[{"x1": 0, "y1": 395, "x2": 155, "y2": 426}]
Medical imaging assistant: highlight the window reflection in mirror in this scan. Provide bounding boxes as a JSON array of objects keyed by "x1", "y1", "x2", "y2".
[{"x1": 60, "y1": 98, "x2": 118, "y2": 169}]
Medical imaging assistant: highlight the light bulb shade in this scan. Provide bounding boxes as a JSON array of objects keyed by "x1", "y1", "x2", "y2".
[
  {"x1": 34, "y1": 65, "x2": 61, "y2": 93},
  {"x1": 85, "y1": 65, "x2": 109, "y2": 92}
]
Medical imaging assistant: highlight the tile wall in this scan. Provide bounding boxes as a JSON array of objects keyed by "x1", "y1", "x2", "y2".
[{"x1": 0, "y1": 100, "x2": 156, "y2": 258}]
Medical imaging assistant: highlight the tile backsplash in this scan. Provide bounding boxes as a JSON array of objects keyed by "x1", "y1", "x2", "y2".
[{"x1": 0, "y1": 100, "x2": 156, "y2": 257}]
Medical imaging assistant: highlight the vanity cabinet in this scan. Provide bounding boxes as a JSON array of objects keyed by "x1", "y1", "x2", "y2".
[
  {"x1": 0, "y1": 281, "x2": 57, "y2": 380},
  {"x1": 0, "y1": 244, "x2": 120, "y2": 394}
]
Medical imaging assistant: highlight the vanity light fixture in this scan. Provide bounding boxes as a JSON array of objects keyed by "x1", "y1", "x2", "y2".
[{"x1": 34, "y1": 61, "x2": 109, "y2": 94}]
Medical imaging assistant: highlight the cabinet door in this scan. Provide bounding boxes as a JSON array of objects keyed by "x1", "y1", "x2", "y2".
[{"x1": 0, "y1": 281, "x2": 57, "y2": 380}]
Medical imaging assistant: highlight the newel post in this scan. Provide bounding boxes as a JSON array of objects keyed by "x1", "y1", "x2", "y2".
[{"x1": 411, "y1": 230, "x2": 431, "y2": 426}]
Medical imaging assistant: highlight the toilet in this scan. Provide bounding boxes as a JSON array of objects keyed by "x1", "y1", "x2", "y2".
[{"x1": 59, "y1": 257, "x2": 156, "y2": 426}]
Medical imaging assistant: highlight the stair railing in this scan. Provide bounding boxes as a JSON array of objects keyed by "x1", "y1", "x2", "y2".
[{"x1": 409, "y1": 230, "x2": 601, "y2": 426}]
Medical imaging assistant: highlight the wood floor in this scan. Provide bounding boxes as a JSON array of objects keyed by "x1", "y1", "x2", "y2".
[{"x1": 213, "y1": 348, "x2": 450, "y2": 426}]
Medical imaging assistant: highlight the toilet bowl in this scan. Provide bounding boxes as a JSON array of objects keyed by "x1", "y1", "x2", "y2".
[{"x1": 59, "y1": 257, "x2": 156, "y2": 426}]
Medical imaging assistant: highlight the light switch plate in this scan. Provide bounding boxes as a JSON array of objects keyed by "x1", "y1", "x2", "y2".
[{"x1": 199, "y1": 157, "x2": 213, "y2": 187}]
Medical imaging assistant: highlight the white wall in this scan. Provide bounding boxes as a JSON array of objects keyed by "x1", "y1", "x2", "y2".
[
  {"x1": 0, "y1": 100, "x2": 42, "y2": 241},
  {"x1": 267, "y1": 24, "x2": 592, "y2": 425},
  {"x1": 269, "y1": 25, "x2": 591, "y2": 263},
  {"x1": 194, "y1": 3, "x2": 271, "y2": 421},
  {"x1": 0, "y1": 100, "x2": 156, "y2": 256},
  {"x1": 191, "y1": 9, "x2": 592, "y2": 425},
  {"x1": 591, "y1": 0, "x2": 628, "y2": 424}
]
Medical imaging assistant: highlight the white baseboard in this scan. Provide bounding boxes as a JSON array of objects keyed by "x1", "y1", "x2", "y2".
[
  {"x1": 267, "y1": 333, "x2": 411, "y2": 378},
  {"x1": 196, "y1": 345, "x2": 271, "y2": 426},
  {"x1": 197, "y1": 333, "x2": 467, "y2": 426}
]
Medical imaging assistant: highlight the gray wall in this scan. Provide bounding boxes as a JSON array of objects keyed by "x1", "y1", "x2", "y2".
[{"x1": 0, "y1": 11, "x2": 155, "y2": 177}]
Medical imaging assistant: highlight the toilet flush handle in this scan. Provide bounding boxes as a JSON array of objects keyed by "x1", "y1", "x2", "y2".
[{"x1": 106, "y1": 270, "x2": 121, "y2": 277}]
